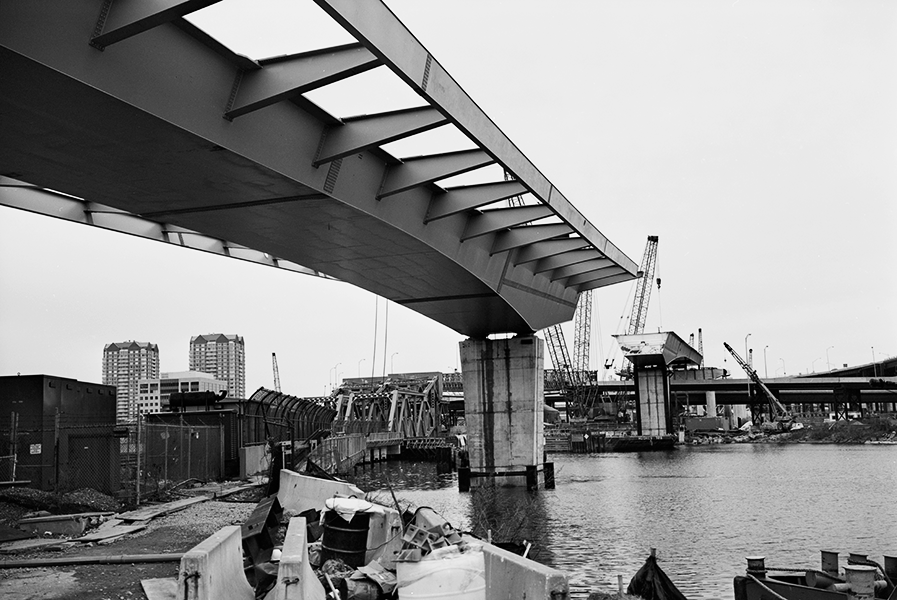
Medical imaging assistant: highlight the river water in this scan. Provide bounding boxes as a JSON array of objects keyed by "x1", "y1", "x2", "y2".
[{"x1": 345, "y1": 443, "x2": 897, "y2": 600}]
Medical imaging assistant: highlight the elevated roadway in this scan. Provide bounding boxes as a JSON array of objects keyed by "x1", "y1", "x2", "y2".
[{"x1": 0, "y1": 0, "x2": 637, "y2": 338}]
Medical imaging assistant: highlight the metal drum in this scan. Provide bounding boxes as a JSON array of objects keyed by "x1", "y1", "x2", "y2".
[{"x1": 321, "y1": 509, "x2": 371, "y2": 568}]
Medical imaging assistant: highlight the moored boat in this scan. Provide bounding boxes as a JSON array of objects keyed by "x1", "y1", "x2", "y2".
[{"x1": 734, "y1": 552, "x2": 897, "y2": 600}]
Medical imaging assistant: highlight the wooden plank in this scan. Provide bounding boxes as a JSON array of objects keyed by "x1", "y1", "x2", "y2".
[
  {"x1": 117, "y1": 496, "x2": 210, "y2": 522},
  {"x1": 74, "y1": 524, "x2": 146, "y2": 542}
]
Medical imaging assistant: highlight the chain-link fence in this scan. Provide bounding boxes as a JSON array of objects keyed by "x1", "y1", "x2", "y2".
[{"x1": 0, "y1": 415, "x2": 223, "y2": 505}]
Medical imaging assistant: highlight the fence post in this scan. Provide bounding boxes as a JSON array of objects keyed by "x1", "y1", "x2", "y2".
[
  {"x1": 136, "y1": 416, "x2": 142, "y2": 507},
  {"x1": 179, "y1": 414, "x2": 184, "y2": 482},
  {"x1": 54, "y1": 409, "x2": 60, "y2": 493},
  {"x1": 187, "y1": 421, "x2": 192, "y2": 481},
  {"x1": 219, "y1": 421, "x2": 225, "y2": 479},
  {"x1": 164, "y1": 424, "x2": 169, "y2": 483},
  {"x1": 9, "y1": 411, "x2": 18, "y2": 481}
]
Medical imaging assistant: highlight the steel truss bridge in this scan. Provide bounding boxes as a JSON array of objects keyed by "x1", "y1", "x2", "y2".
[{"x1": 0, "y1": 1, "x2": 638, "y2": 338}]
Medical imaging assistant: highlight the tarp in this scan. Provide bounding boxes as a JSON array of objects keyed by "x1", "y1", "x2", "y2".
[{"x1": 627, "y1": 553, "x2": 689, "y2": 600}]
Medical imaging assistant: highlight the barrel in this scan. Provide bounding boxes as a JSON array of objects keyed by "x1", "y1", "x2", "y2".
[{"x1": 321, "y1": 509, "x2": 371, "y2": 568}]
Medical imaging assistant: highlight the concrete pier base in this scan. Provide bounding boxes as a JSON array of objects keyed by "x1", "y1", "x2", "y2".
[{"x1": 459, "y1": 336, "x2": 545, "y2": 489}]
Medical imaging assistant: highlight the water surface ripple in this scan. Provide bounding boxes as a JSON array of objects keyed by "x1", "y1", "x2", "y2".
[{"x1": 347, "y1": 444, "x2": 897, "y2": 600}]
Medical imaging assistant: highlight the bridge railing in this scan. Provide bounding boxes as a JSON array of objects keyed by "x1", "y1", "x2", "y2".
[{"x1": 307, "y1": 433, "x2": 366, "y2": 474}]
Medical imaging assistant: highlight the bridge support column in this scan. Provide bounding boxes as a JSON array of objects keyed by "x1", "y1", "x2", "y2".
[
  {"x1": 705, "y1": 390, "x2": 717, "y2": 418},
  {"x1": 633, "y1": 361, "x2": 672, "y2": 436},
  {"x1": 614, "y1": 332, "x2": 702, "y2": 438},
  {"x1": 459, "y1": 335, "x2": 544, "y2": 489}
]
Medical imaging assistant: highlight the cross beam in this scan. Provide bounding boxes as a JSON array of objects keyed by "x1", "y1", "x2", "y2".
[{"x1": 0, "y1": 0, "x2": 638, "y2": 337}]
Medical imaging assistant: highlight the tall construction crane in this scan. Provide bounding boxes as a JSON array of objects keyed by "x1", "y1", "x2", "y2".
[
  {"x1": 723, "y1": 342, "x2": 793, "y2": 432},
  {"x1": 272, "y1": 352, "x2": 281, "y2": 393},
  {"x1": 502, "y1": 170, "x2": 593, "y2": 415},
  {"x1": 607, "y1": 236, "x2": 660, "y2": 375},
  {"x1": 627, "y1": 235, "x2": 659, "y2": 336},
  {"x1": 572, "y1": 290, "x2": 593, "y2": 383}
]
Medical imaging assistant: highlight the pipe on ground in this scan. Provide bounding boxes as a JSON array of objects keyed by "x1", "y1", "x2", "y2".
[{"x1": 0, "y1": 553, "x2": 183, "y2": 568}]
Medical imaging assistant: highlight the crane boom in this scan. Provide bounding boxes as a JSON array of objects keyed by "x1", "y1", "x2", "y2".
[
  {"x1": 627, "y1": 236, "x2": 659, "y2": 335},
  {"x1": 272, "y1": 352, "x2": 281, "y2": 393},
  {"x1": 722, "y1": 342, "x2": 791, "y2": 428},
  {"x1": 572, "y1": 290, "x2": 593, "y2": 383},
  {"x1": 545, "y1": 324, "x2": 575, "y2": 389}
]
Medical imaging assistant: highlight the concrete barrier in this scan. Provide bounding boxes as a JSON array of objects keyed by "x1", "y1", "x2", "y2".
[
  {"x1": 177, "y1": 525, "x2": 254, "y2": 600},
  {"x1": 482, "y1": 541, "x2": 568, "y2": 600},
  {"x1": 276, "y1": 469, "x2": 365, "y2": 514},
  {"x1": 266, "y1": 517, "x2": 326, "y2": 600},
  {"x1": 364, "y1": 503, "x2": 403, "y2": 566},
  {"x1": 239, "y1": 444, "x2": 270, "y2": 478}
]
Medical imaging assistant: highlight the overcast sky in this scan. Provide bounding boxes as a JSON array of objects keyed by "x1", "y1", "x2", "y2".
[{"x1": 1, "y1": 0, "x2": 894, "y2": 396}]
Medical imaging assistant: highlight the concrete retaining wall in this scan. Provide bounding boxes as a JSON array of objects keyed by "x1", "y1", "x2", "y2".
[
  {"x1": 276, "y1": 469, "x2": 364, "y2": 514},
  {"x1": 177, "y1": 525, "x2": 254, "y2": 600},
  {"x1": 483, "y1": 541, "x2": 568, "y2": 600}
]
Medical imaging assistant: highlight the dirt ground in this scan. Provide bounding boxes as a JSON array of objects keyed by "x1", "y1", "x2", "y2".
[{"x1": 0, "y1": 495, "x2": 260, "y2": 600}]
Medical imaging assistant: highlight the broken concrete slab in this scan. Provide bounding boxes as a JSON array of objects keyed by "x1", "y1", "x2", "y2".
[{"x1": 17, "y1": 514, "x2": 87, "y2": 537}]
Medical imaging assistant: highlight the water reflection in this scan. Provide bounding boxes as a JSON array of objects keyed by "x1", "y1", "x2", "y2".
[{"x1": 346, "y1": 444, "x2": 897, "y2": 600}]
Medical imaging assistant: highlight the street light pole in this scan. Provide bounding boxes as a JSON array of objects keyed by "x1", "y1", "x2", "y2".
[
  {"x1": 763, "y1": 345, "x2": 769, "y2": 378},
  {"x1": 825, "y1": 346, "x2": 834, "y2": 371},
  {"x1": 745, "y1": 334, "x2": 751, "y2": 366},
  {"x1": 358, "y1": 358, "x2": 366, "y2": 378},
  {"x1": 779, "y1": 358, "x2": 786, "y2": 376},
  {"x1": 872, "y1": 347, "x2": 876, "y2": 377},
  {"x1": 391, "y1": 352, "x2": 399, "y2": 373},
  {"x1": 812, "y1": 357, "x2": 821, "y2": 373},
  {"x1": 331, "y1": 362, "x2": 341, "y2": 390}
]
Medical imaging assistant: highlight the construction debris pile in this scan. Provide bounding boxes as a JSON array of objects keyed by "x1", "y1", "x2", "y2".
[{"x1": 245, "y1": 486, "x2": 487, "y2": 599}]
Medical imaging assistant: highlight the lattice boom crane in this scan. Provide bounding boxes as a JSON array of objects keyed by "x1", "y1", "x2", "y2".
[
  {"x1": 627, "y1": 236, "x2": 659, "y2": 336},
  {"x1": 272, "y1": 352, "x2": 281, "y2": 393}
]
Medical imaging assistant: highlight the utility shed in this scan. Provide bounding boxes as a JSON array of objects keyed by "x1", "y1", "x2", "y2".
[{"x1": 0, "y1": 374, "x2": 120, "y2": 493}]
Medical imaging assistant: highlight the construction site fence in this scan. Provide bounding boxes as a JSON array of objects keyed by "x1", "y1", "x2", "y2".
[{"x1": 0, "y1": 416, "x2": 222, "y2": 505}]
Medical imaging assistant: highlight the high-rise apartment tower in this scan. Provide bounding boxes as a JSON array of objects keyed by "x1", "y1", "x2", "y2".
[
  {"x1": 102, "y1": 341, "x2": 160, "y2": 422},
  {"x1": 188, "y1": 334, "x2": 245, "y2": 399}
]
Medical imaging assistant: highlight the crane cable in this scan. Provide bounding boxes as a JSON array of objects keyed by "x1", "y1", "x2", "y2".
[{"x1": 603, "y1": 278, "x2": 637, "y2": 374}]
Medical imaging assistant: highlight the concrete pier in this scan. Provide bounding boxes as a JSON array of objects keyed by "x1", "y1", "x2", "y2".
[
  {"x1": 614, "y1": 332, "x2": 703, "y2": 436},
  {"x1": 459, "y1": 335, "x2": 545, "y2": 489}
]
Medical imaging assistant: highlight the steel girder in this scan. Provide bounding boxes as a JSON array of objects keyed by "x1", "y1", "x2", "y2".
[{"x1": 0, "y1": 1, "x2": 638, "y2": 337}]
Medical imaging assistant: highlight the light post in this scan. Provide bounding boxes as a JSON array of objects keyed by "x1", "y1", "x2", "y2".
[
  {"x1": 744, "y1": 333, "x2": 752, "y2": 408},
  {"x1": 358, "y1": 358, "x2": 366, "y2": 378},
  {"x1": 825, "y1": 346, "x2": 834, "y2": 371},
  {"x1": 778, "y1": 358, "x2": 786, "y2": 376},
  {"x1": 330, "y1": 362, "x2": 341, "y2": 389},
  {"x1": 763, "y1": 345, "x2": 769, "y2": 378},
  {"x1": 391, "y1": 352, "x2": 399, "y2": 373},
  {"x1": 811, "y1": 357, "x2": 821, "y2": 373},
  {"x1": 872, "y1": 347, "x2": 876, "y2": 377}
]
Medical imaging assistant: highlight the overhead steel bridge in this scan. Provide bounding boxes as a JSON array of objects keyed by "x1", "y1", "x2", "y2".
[{"x1": 0, "y1": 1, "x2": 638, "y2": 337}]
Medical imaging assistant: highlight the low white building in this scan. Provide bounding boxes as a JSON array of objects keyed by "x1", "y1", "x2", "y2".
[{"x1": 138, "y1": 371, "x2": 227, "y2": 416}]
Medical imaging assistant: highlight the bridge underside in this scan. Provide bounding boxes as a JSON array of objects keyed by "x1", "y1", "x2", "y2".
[{"x1": 0, "y1": 1, "x2": 637, "y2": 338}]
